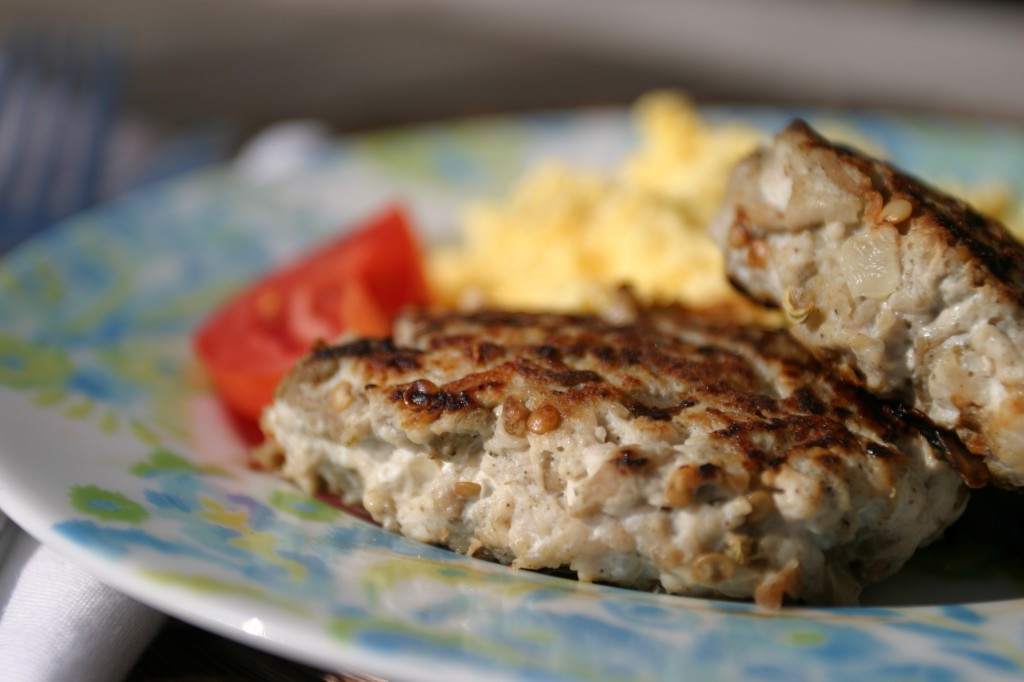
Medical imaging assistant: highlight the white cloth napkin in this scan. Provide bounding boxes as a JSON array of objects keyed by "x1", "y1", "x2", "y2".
[{"x1": 0, "y1": 515, "x2": 165, "y2": 681}]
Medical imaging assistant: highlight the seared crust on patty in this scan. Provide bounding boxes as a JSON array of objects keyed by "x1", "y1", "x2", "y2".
[
  {"x1": 259, "y1": 306, "x2": 965, "y2": 607},
  {"x1": 710, "y1": 120, "x2": 1024, "y2": 487}
]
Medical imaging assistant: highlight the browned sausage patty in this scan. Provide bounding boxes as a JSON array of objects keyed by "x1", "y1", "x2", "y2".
[
  {"x1": 258, "y1": 306, "x2": 965, "y2": 606},
  {"x1": 711, "y1": 120, "x2": 1024, "y2": 487}
]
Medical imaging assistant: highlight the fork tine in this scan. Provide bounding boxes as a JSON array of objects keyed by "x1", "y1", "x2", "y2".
[
  {"x1": 0, "y1": 30, "x2": 42, "y2": 242},
  {"x1": 0, "y1": 31, "x2": 23, "y2": 114},
  {"x1": 70, "y1": 36, "x2": 122, "y2": 217},
  {"x1": 22, "y1": 33, "x2": 77, "y2": 234},
  {"x1": 0, "y1": 30, "x2": 124, "y2": 253}
]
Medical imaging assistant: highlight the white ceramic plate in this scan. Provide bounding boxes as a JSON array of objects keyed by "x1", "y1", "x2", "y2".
[{"x1": 2, "y1": 106, "x2": 1024, "y2": 681}]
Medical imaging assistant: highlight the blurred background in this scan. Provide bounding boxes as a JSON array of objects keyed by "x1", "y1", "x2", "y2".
[
  {"x1": 4, "y1": 0, "x2": 1024, "y2": 131},
  {"x1": 0, "y1": 0, "x2": 1021, "y2": 242}
]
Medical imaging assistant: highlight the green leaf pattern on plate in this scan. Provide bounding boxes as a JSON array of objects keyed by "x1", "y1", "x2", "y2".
[{"x1": 0, "y1": 106, "x2": 1021, "y2": 681}]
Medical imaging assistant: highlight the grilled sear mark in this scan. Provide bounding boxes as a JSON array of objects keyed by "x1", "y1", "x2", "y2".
[
  {"x1": 865, "y1": 442, "x2": 896, "y2": 459},
  {"x1": 787, "y1": 386, "x2": 825, "y2": 415},
  {"x1": 884, "y1": 402, "x2": 990, "y2": 489},
  {"x1": 313, "y1": 337, "x2": 423, "y2": 371},
  {"x1": 391, "y1": 381, "x2": 476, "y2": 414},
  {"x1": 614, "y1": 447, "x2": 649, "y2": 472},
  {"x1": 290, "y1": 306, "x2": 954, "y2": 483}
]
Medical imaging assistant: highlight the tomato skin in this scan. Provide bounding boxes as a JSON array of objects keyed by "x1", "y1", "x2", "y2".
[
  {"x1": 194, "y1": 205, "x2": 429, "y2": 421},
  {"x1": 199, "y1": 357, "x2": 282, "y2": 424}
]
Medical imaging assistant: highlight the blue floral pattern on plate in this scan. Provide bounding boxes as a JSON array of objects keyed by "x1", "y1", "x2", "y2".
[{"x1": 1, "y1": 106, "x2": 1023, "y2": 681}]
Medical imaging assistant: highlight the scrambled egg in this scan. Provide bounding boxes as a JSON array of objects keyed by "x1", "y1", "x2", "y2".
[
  {"x1": 428, "y1": 92, "x2": 761, "y2": 311},
  {"x1": 427, "y1": 91, "x2": 1022, "y2": 310}
]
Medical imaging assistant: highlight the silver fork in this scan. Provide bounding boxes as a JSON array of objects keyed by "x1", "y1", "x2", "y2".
[{"x1": 0, "y1": 29, "x2": 123, "y2": 254}]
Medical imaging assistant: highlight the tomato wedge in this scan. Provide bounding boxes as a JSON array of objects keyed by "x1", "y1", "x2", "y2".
[{"x1": 194, "y1": 205, "x2": 430, "y2": 421}]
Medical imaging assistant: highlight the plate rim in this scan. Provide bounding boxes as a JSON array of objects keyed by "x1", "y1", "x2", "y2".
[{"x1": 2, "y1": 101, "x2": 1024, "y2": 681}]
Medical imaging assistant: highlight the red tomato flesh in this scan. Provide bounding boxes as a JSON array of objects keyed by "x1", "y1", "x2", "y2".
[{"x1": 194, "y1": 205, "x2": 430, "y2": 421}]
